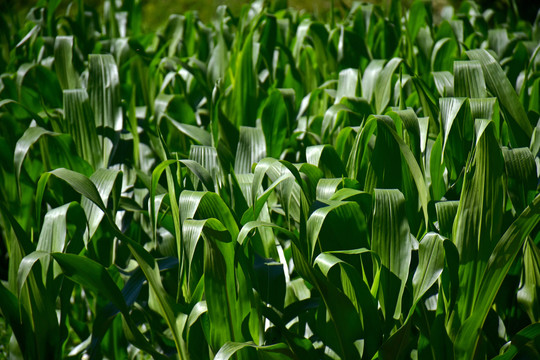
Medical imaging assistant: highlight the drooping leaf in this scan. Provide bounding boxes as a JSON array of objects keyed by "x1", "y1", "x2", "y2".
[
  {"x1": 466, "y1": 49, "x2": 532, "y2": 146},
  {"x1": 372, "y1": 189, "x2": 412, "y2": 321},
  {"x1": 453, "y1": 60, "x2": 487, "y2": 98},
  {"x1": 306, "y1": 144, "x2": 346, "y2": 178},
  {"x1": 88, "y1": 54, "x2": 122, "y2": 166},
  {"x1": 63, "y1": 89, "x2": 102, "y2": 169},
  {"x1": 449, "y1": 120, "x2": 505, "y2": 339},
  {"x1": 235, "y1": 126, "x2": 266, "y2": 174},
  {"x1": 374, "y1": 57, "x2": 402, "y2": 114},
  {"x1": 307, "y1": 200, "x2": 368, "y2": 262},
  {"x1": 432, "y1": 71, "x2": 454, "y2": 97},
  {"x1": 335, "y1": 68, "x2": 360, "y2": 103},
  {"x1": 81, "y1": 168, "x2": 122, "y2": 245},
  {"x1": 435, "y1": 200, "x2": 459, "y2": 237},
  {"x1": 53, "y1": 36, "x2": 81, "y2": 90},
  {"x1": 412, "y1": 232, "x2": 445, "y2": 305}
]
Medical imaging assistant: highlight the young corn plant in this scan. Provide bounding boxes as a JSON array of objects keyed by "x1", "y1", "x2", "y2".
[{"x1": 1, "y1": 0, "x2": 540, "y2": 359}]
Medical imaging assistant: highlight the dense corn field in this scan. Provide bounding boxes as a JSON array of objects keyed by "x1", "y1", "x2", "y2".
[{"x1": 1, "y1": 0, "x2": 540, "y2": 358}]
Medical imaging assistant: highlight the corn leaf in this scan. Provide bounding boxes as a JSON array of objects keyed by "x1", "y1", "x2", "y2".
[
  {"x1": 466, "y1": 49, "x2": 532, "y2": 146},
  {"x1": 372, "y1": 189, "x2": 412, "y2": 321}
]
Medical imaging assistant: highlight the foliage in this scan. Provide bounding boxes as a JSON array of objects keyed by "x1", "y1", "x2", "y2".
[{"x1": 1, "y1": 0, "x2": 540, "y2": 359}]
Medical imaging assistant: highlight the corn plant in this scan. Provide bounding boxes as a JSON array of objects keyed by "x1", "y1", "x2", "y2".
[{"x1": 1, "y1": 0, "x2": 540, "y2": 359}]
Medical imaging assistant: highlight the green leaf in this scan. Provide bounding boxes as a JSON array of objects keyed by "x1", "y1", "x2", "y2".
[
  {"x1": 46, "y1": 168, "x2": 107, "y2": 210},
  {"x1": 0, "y1": 201, "x2": 33, "y2": 256},
  {"x1": 430, "y1": 134, "x2": 446, "y2": 200},
  {"x1": 52, "y1": 253, "x2": 168, "y2": 359},
  {"x1": 454, "y1": 194, "x2": 540, "y2": 358},
  {"x1": 155, "y1": 94, "x2": 196, "y2": 126},
  {"x1": 470, "y1": 97, "x2": 500, "y2": 138},
  {"x1": 503, "y1": 147, "x2": 536, "y2": 211},
  {"x1": 407, "y1": 0, "x2": 430, "y2": 45},
  {"x1": 435, "y1": 200, "x2": 459, "y2": 237},
  {"x1": 167, "y1": 114, "x2": 212, "y2": 146},
  {"x1": 182, "y1": 217, "x2": 229, "y2": 302},
  {"x1": 14, "y1": 126, "x2": 62, "y2": 192},
  {"x1": 329, "y1": 188, "x2": 372, "y2": 217},
  {"x1": 81, "y1": 168, "x2": 122, "y2": 245},
  {"x1": 392, "y1": 108, "x2": 421, "y2": 162},
  {"x1": 17, "y1": 251, "x2": 49, "y2": 297},
  {"x1": 366, "y1": 116, "x2": 403, "y2": 192},
  {"x1": 432, "y1": 71, "x2": 454, "y2": 97},
  {"x1": 237, "y1": 221, "x2": 297, "y2": 247},
  {"x1": 362, "y1": 59, "x2": 385, "y2": 104},
  {"x1": 215, "y1": 341, "x2": 294, "y2": 360},
  {"x1": 0, "y1": 281, "x2": 36, "y2": 359},
  {"x1": 432, "y1": 37, "x2": 458, "y2": 72},
  {"x1": 261, "y1": 88, "x2": 289, "y2": 158},
  {"x1": 150, "y1": 158, "x2": 182, "y2": 254},
  {"x1": 250, "y1": 157, "x2": 310, "y2": 224},
  {"x1": 27, "y1": 202, "x2": 85, "y2": 284},
  {"x1": 335, "y1": 68, "x2": 360, "y2": 103},
  {"x1": 307, "y1": 200, "x2": 368, "y2": 262},
  {"x1": 63, "y1": 89, "x2": 102, "y2": 168},
  {"x1": 502, "y1": 147, "x2": 536, "y2": 183},
  {"x1": 232, "y1": 31, "x2": 258, "y2": 127},
  {"x1": 321, "y1": 104, "x2": 355, "y2": 144},
  {"x1": 181, "y1": 159, "x2": 215, "y2": 192},
  {"x1": 180, "y1": 190, "x2": 239, "y2": 237},
  {"x1": 453, "y1": 60, "x2": 487, "y2": 98},
  {"x1": 52, "y1": 253, "x2": 128, "y2": 312},
  {"x1": 306, "y1": 144, "x2": 346, "y2": 178},
  {"x1": 439, "y1": 97, "x2": 471, "y2": 179},
  {"x1": 346, "y1": 118, "x2": 377, "y2": 182},
  {"x1": 372, "y1": 189, "x2": 412, "y2": 321},
  {"x1": 314, "y1": 250, "x2": 381, "y2": 358},
  {"x1": 189, "y1": 145, "x2": 222, "y2": 186},
  {"x1": 88, "y1": 54, "x2": 122, "y2": 131},
  {"x1": 235, "y1": 126, "x2": 266, "y2": 174},
  {"x1": 189, "y1": 218, "x2": 251, "y2": 356},
  {"x1": 37, "y1": 168, "x2": 186, "y2": 357},
  {"x1": 493, "y1": 323, "x2": 540, "y2": 360},
  {"x1": 439, "y1": 97, "x2": 467, "y2": 157},
  {"x1": 241, "y1": 173, "x2": 293, "y2": 225},
  {"x1": 208, "y1": 31, "x2": 229, "y2": 84},
  {"x1": 412, "y1": 76, "x2": 440, "y2": 131},
  {"x1": 517, "y1": 238, "x2": 540, "y2": 322},
  {"x1": 412, "y1": 233, "x2": 445, "y2": 305},
  {"x1": 53, "y1": 36, "x2": 81, "y2": 90},
  {"x1": 374, "y1": 57, "x2": 402, "y2": 114},
  {"x1": 466, "y1": 49, "x2": 532, "y2": 146},
  {"x1": 88, "y1": 54, "x2": 122, "y2": 165},
  {"x1": 488, "y1": 28, "x2": 510, "y2": 59},
  {"x1": 150, "y1": 160, "x2": 177, "y2": 241},
  {"x1": 377, "y1": 118, "x2": 431, "y2": 226},
  {"x1": 377, "y1": 321, "x2": 413, "y2": 360},
  {"x1": 316, "y1": 178, "x2": 345, "y2": 201},
  {"x1": 36, "y1": 205, "x2": 85, "y2": 257},
  {"x1": 449, "y1": 120, "x2": 505, "y2": 338},
  {"x1": 290, "y1": 246, "x2": 363, "y2": 360}
]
